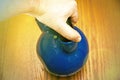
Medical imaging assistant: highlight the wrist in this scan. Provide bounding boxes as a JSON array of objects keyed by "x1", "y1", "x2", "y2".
[{"x1": 29, "y1": 0, "x2": 44, "y2": 17}]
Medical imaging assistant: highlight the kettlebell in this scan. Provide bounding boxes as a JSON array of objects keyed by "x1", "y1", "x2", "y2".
[{"x1": 36, "y1": 18, "x2": 89, "y2": 77}]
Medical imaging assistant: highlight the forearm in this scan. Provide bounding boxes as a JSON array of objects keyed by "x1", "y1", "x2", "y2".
[
  {"x1": 0, "y1": 0, "x2": 33, "y2": 21},
  {"x1": 0, "y1": 0, "x2": 80, "y2": 42}
]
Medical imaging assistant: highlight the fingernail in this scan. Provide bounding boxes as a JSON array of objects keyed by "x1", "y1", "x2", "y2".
[{"x1": 76, "y1": 36, "x2": 81, "y2": 42}]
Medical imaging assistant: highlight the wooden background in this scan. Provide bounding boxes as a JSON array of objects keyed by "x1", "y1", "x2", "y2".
[{"x1": 0, "y1": 0, "x2": 120, "y2": 80}]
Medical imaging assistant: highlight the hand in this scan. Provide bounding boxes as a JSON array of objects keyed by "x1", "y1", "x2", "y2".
[{"x1": 31, "y1": 0, "x2": 81, "y2": 42}]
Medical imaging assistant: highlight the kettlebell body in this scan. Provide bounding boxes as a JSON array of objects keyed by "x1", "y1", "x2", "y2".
[{"x1": 36, "y1": 19, "x2": 89, "y2": 76}]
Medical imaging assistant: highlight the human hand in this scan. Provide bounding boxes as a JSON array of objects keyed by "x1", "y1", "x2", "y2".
[{"x1": 31, "y1": 0, "x2": 81, "y2": 42}]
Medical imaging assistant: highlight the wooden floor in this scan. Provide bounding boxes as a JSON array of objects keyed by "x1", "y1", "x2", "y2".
[{"x1": 0, "y1": 0, "x2": 120, "y2": 80}]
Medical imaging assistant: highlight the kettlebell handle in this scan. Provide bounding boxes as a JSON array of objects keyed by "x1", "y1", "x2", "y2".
[
  {"x1": 66, "y1": 17, "x2": 73, "y2": 28},
  {"x1": 36, "y1": 17, "x2": 73, "y2": 31},
  {"x1": 36, "y1": 18, "x2": 74, "y2": 42}
]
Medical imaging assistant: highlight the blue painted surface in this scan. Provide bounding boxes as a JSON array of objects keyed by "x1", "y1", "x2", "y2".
[{"x1": 36, "y1": 19, "x2": 89, "y2": 76}]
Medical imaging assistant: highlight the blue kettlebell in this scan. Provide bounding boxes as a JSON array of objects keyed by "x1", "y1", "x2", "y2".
[{"x1": 36, "y1": 18, "x2": 89, "y2": 76}]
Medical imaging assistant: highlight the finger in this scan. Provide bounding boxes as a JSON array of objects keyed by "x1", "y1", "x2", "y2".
[
  {"x1": 36, "y1": 15, "x2": 81, "y2": 42},
  {"x1": 71, "y1": 4, "x2": 78, "y2": 25},
  {"x1": 55, "y1": 21, "x2": 81, "y2": 42}
]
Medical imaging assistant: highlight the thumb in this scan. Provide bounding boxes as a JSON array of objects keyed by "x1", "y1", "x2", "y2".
[
  {"x1": 53, "y1": 20, "x2": 81, "y2": 42},
  {"x1": 36, "y1": 16, "x2": 81, "y2": 42}
]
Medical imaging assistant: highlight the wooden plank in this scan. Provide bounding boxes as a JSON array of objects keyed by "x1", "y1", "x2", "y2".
[{"x1": 0, "y1": 0, "x2": 120, "y2": 80}]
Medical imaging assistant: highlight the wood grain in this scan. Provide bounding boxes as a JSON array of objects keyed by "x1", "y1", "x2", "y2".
[{"x1": 0, "y1": 0, "x2": 120, "y2": 80}]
